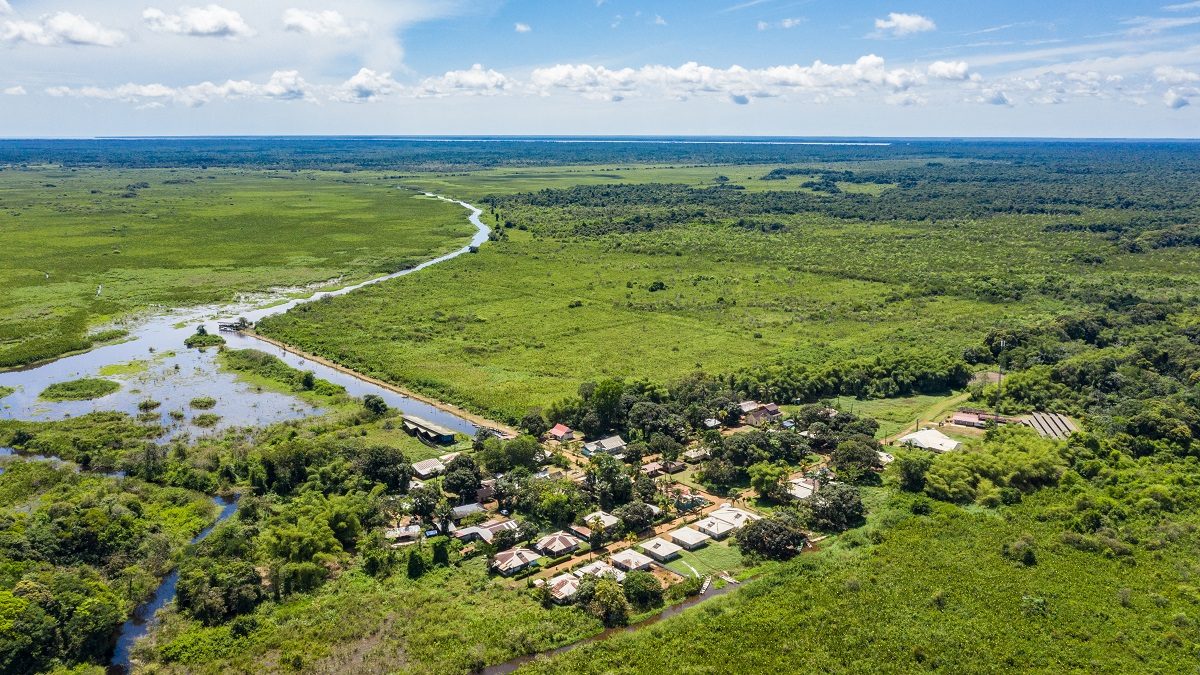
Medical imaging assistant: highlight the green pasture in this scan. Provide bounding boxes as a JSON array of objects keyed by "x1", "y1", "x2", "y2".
[{"x1": 0, "y1": 167, "x2": 476, "y2": 368}]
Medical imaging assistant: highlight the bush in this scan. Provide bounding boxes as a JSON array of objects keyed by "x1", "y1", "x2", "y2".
[{"x1": 808, "y1": 483, "x2": 866, "y2": 532}]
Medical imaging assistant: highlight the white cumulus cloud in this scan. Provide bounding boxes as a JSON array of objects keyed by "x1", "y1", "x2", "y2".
[
  {"x1": 46, "y1": 69, "x2": 312, "y2": 106},
  {"x1": 282, "y1": 9, "x2": 364, "y2": 37},
  {"x1": 418, "y1": 64, "x2": 511, "y2": 97},
  {"x1": 927, "y1": 60, "x2": 970, "y2": 80},
  {"x1": 530, "y1": 56, "x2": 930, "y2": 103},
  {"x1": 334, "y1": 67, "x2": 399, "y2": 102},
  {"x1": 1, "y1": 12, "x2": 126, "y2": 47},
  {"x1": 758, "y1": 17, "x2": 804, "y2": 30},
  {"x1": 1154, "y1": 65, "x2": 1200, "y2": 84},
  {"x1": 873, "y1": 12, "x2": 936, "y2": 37},
  {"x1": 975, "y1": 88, "x2": 1012, "y2": 106},
  {"x1": 514, "y1": 22, "x2": 531, "y2": 33},
  {"x1": 4, "y1": 85, "x2": 26, "y2": 95},
  {"x1": 143, "y1": 5, "x2": 254, "y2": 39}
]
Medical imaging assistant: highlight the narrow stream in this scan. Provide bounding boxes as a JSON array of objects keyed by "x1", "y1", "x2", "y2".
[
  {"x1": 0, "y1": 193, "x2": 489, "y2": 438},
  {"x1": 108, "y1": 495, "x2": 239, "y2": 672}
]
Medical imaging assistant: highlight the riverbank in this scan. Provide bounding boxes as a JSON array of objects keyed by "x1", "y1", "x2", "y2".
[{"x1": 242, "y1": 330, "x2": 517, "y2": 437}]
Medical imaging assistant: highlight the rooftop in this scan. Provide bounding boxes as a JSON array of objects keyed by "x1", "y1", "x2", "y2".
[
  {"x1": 670, "y1": 527, "x2": 710, "y2": 547},
  {"x1": 898, "y1": 428, "x2": 961, "y2": 453},
  {"x1": 612, "y1": 548, "x2": 654, "y2": 570},
  {"x1": 641, "y1": 537, "x2": 683, "y2": 559},
  {"x1": 492, "y1": 548, "x2": 541, "y2": 573},
  {"x1": 575, "y1": 560, "x2": 625, "y2": 582}
]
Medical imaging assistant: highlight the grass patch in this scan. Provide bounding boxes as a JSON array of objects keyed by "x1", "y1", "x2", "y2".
[
  {"x1": 831, "y1": 391, "x2": 971, "y2": 438},
  {"x1": 184, "y1": 333, "x2": 226, "y2": 349},
  {"x1": 217, "y1": 348, "x2": 346, "y2": 402},
  {"x1": 0, "y1": 385, "x2": 14, "y2": 400},
  {"x1": 258, "y1": 162, "x2": 1200, "y2": 423},
  {"x1": 98, "y1": 359, "x2": 150, "y2": 377},
  {"x1": 143, "y1": 558, "x2": 601, "y2": 674},
  {"x1": 38, "y1": 377, "x2": 119, "y2": 401},
  {"x1": 189, "y1": 396, "x2": 217, "y2": 409},
  {"x1": 192, "y1": 413, "x2": 221, "y2": 428},
  {"x1": 526, "y1": 484, "x2": 1200, "y2": 674}
]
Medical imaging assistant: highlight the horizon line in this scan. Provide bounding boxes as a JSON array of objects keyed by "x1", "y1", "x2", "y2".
[{"x1": 0, "y1": 134, "x2": 1198, "y2": 143}]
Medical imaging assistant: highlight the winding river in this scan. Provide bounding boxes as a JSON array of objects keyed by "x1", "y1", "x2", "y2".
[{"x1": 0, "y1": 193, "x2": 490, "y2": 670}]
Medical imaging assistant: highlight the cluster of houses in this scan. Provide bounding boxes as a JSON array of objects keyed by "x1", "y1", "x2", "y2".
[
  {"x1": 518, "y1": 504, "x2": 762, "y2": 603},
  {"x1": 567, "y1": 398, "x2": 787, "y2": 462}
]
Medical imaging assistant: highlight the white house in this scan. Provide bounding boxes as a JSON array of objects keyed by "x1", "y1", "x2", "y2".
[
  {"x1": 574, "y1": 560, "x2": 625, "y2": 582},
  {"x1": 640, "y1": 537, "x2": 683, "y2": 562},
  {"x1": 695, "y1": 515, "x2": 737, "y2": 540},
  {"x1": 611, "y1": 548, "x2": 654, "y2": 571},
  {"x1": 898, "y1": 428, "x2": 961, "y2": 453},
  {"x1": 583, "y1": 435, "x2": 627, "y2": 457},
  {"x1": 536, "y1": 531, "x2": 582, "y2": 557},
  {"x1": 787, "y1": 477, "x2": 819, "y2": 501},
  {"x1": 547, "y1": 573, "x2": 580, "y2": 603},
  {"x1": 669, "y1": 527, "x2": 710, "y2": 550},
  {"x1": 411, "y1": 457, "x2": 446, "y2": 479},
  {"x1": 581, "y1": 510, "x2": 621, "y2": 531},
  {"x1": 710, "y1": 506, "x2": 761, "y2": 529}
]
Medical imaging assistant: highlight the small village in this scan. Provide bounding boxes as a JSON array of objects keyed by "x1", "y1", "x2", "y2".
[{"x1": 380, "y1": 394, "x2": 1078, "y2": 618}]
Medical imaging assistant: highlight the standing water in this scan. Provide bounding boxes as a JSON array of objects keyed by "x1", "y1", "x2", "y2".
[{"x1": 0, "y1": 194, "x2": 490, "y2": 438}]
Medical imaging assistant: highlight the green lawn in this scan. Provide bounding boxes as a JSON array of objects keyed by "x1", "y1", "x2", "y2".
[
  {"x1": 0, "y1": 168, "x2": 476, "y2": 368},
  {"x1": 831, "y1": 391, "x2": 970, "y2": 438},
  {"x1": 664, "y1": 540, "x2": 746, "y2": 578}
]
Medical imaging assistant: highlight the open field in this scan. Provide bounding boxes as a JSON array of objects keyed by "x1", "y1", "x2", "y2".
[
  {"x1": 397, "y1": 163, "x2": 898, "y2": 200},
  {"x1": 260, "y1": 160, "x2": 1200, "y2": 423},
  {"x1": 831, "y1": 391, "x2": 970, "y2": 438},
  {"x1": 142, "y1": 558, "x2": 601, "y2": 674},
  {"x1": 523, "y1": 476, "x2": 1200, "y2": 674},
  {"x1": 0, "y1": 167, "x2": 476, "y2": 368}
]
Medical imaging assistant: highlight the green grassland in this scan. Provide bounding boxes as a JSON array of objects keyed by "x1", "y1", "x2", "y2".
[
  {"x1": 259, "y1": 164, "x2": 1200, "y2": 423},
  {"x1": 523, "y1": 474, "x2": 1200, "y2": 674},
  {"x1": 142, "y1": 557, "x2": 601, "y2": 674},
  {"x1": 0, "y1": 167, "x2": 476, "y2": 368},
  {"x1": 397, "y1": 163, "x2": 897, "y2": 200}
]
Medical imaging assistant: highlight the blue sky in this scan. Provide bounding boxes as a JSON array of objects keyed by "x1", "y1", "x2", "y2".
[{"x1": 1, "y1": 0, "x2": 1198, "y2": 137}]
